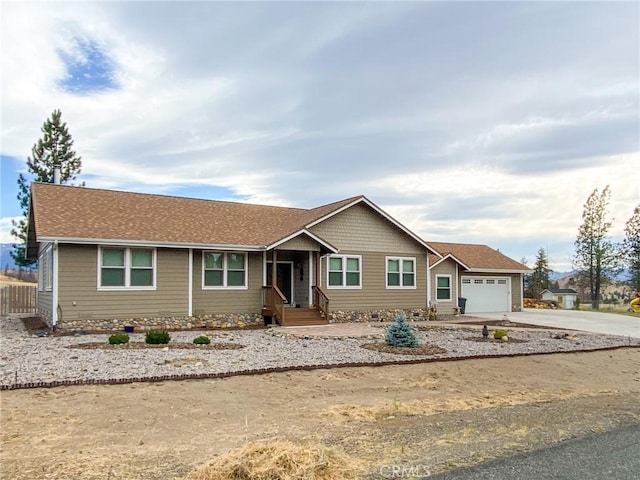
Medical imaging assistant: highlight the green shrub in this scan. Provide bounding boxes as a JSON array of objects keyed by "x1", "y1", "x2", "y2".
[
  {"x1": 108, "y1": 333, "x2": 130, "y2": 345},
  {"x1": 145, "y1": 330, "x2": 171, "y2": 344},
  {"x1": 494, "y1": 329, "x2": 508, "y2": 340},
  {"x1": 385, "y1": 313, "x2": 418, "y2": 348},
  {"x1": 193, "y1": 335, "x2": 211, "y2": 345}
]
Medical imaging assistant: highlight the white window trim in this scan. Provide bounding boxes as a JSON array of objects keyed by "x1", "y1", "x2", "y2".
[
  {"x1": 435, "y1": 274, "x2": 452, "y2": 302},
  {"x1": 202, "y1": 251, "x2": 248, "y2": 290},
  {"x1": 97, "y1": 247, "x2": 157, "y2": 291},
  {"x1": 326, "y1": 254, "x2": 362, "y2": 289},
  {"x1": 385, "y1": 256, "x2": 417, "y2": 289}
]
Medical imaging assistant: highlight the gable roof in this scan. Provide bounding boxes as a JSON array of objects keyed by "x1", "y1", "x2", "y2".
[
  {"x1": 427, "y1": 241, "x2": 530, "y2": 273},
  {"x1": 542, "y1": 288, "x2": 578, "y2": 295},
  {"x1": 27, "y1": 183, "x2": 435, "y2": 257}
]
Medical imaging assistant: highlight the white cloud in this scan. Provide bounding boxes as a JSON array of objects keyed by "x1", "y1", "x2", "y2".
[
  {"x1": 0, "y1": 217, "x2": 20, "y2": 244},
  {"x1": 1, "y1": 1, "x2": 638, "y2": 272}
]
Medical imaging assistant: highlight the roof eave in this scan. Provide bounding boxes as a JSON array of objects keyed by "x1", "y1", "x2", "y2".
[
  {"x1": 36, "y1": 236, "x2": 267, "y2": 251},
  {"x1": 430, "y1": 253, "x2": 470, "y2": 270},
  {"x1": 465, "y1": 268, "x2": 531, "y2": 274},
  {"x1": 266, "y1": 229, "x2": 339, "y2": 254}
]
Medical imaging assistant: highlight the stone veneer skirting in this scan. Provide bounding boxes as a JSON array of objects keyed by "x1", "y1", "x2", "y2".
[
  {"x1": 330, "y1": 308, "x2": 435, "y2": 323},
  {"x1": 52, "y1": 308, "x2": 460, "y2": 333},
  {"x1": 55, "y1": 313, "x2": 264, "y2": 334}
]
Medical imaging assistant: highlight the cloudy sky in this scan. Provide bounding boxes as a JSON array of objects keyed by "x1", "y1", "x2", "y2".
[{"x1": 1, "y1": 1, "x2": 638, "y2": 271}]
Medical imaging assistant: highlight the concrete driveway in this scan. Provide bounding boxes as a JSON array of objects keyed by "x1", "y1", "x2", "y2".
[{"x1": 473, "y1": 309, "x2": 640, "y2": 338}]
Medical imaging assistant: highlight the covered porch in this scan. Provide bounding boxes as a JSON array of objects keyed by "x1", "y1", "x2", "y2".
[{"x1": 261, "y1": 233, "x2": 334, "y2": 326}]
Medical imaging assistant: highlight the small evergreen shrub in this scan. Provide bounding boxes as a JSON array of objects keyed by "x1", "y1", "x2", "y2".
[
  {"x1": 193, "y1": 335, "x2": 211, "y2": 345},
  {"x1": 385, "y1": 313, "x2": 418, "y2": 348},
  {"x1": 494, "y1": 329, "x2": 508, "y2": 340},
  {"x1": 145, "y1": 330, "x2": 171, "y2": 344},
  {"x1": 108, "y1": 333, "x2": 129, "y2": 345}
]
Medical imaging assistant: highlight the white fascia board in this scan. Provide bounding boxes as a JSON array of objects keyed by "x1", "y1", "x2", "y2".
[
  {"x1": 267, "y1": 229, "x2": 339, "y2": 253},
  {"x1": 465, "y1": 268, "x2": 532, "y2": 274},
  {"x1": 305, "y1": 197, "x2": 441, "y2": 257},
  {"x1": 37, "y1": 236, "x2": 265, "y2": 252},
  {"x1": 430, "y1": 253, "x2": 470, "y2": 270}
]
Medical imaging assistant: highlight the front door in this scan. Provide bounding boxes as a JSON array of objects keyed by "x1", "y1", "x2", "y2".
[{"x1": 266, "y1": 262, "x2": 293, "y2": 304}]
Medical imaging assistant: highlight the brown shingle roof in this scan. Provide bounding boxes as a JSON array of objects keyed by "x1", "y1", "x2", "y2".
[
  {"x1": 28, "y1": 183, "x2": 360, "y2": 249},
  {"x1": 428, "y1": 241, "x2": 529, "y2": 272}
]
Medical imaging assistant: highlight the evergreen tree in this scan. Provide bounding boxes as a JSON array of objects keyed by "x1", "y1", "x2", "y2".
[
  {"x1": 385, "y1": 313, "x2": 418, "y2": 347},
  {"x1": 572, "y1": 186, "x2": 621, "y2": 310},
  {"x1": 527, "y1": 248, "x2": 552, "y2": 298},
  {"x1": 10, "y1": 109, "x2": 83, "y2": 267},
  {"x1": 622, "y1": 204, "x2": 640, "y2": 291}
]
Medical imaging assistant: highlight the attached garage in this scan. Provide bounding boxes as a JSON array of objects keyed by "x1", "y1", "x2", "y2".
[{"x1": 461, "y1": 276, "x2": 511, "y2": 313}]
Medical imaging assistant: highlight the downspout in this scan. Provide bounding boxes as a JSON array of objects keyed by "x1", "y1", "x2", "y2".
[
  {"x1": 262, "y1": 251, "x2": 267, "y2": 286},
  {"x1": 188, "y1": 249, "x2": 193, "y2": 316},
  {"x1": 52, "y1": 240, "x2": 59, "y2": 331},
  {"x1": 426, "y1": 254, "x2": 431, "y2": 307}
]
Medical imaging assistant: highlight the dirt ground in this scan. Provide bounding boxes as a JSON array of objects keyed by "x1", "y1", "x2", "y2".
[{"x1": 1, "y1": 348, "x2": 638, "y2": 479}]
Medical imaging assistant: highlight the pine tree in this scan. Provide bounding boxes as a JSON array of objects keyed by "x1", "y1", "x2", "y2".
[
  {"x1": 622, "y1": 204, "x2": 640, "y2": 291},
  {"x1": 572, "y1": 186, "x2": 621, "y2": 310},
  {"x1": 385, "y1": 313, "x2": 418, "y2": 347},
  {"x1": 527, "y1": 248, "x2": 552, "y2": 298},
  {"x1": 10, "y1": 109, "x2": 83, "y2": 267}
]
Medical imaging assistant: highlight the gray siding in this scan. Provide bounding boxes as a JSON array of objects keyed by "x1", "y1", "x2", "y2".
[
  {"x1": 320, "y1": 250, "x2": 428, "y2": 310},
  {"x1": 429, "y1": 259, "x2": 458, "y2": 311},
  {"x1": 277, "y1": 235, "x2": 321, "y2": 251},
  {"x1": 37, "y1": 290, "x2": 53, "y2": 325},
  {"x1": 309, "y1": 203, "x2": 425, "y2": 254},
  {"x1": 37, "y1": 242, "x2": 53, "y2": 325},
  {"x1": 192, "y1": 251, "x2": 263, "y2": 314},
  {"x1": 57, "y1": 244, "x2": 189, "y2": 321}
]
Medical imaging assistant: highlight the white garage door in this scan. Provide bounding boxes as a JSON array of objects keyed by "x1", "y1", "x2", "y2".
[{"x1": 461, "y1": 277, "x2": 511, "y2": 313}]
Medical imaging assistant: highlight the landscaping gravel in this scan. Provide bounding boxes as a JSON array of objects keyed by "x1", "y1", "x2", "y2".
[{"x1": 1, "y1": 316, "x2": 638, "y2": 389}]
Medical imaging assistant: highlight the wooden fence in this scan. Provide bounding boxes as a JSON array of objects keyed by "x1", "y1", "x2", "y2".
[{"x1": 0, "y1": 286, "x2": 38, "y2": 316}]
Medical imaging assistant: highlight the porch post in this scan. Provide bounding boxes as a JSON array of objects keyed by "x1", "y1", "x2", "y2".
[
  {"x1": 314, "y1": 251, "x2": 320, "y2": 288},
  {"x1": 308, "y1": 250, "x2": 313, "y2": 307}
]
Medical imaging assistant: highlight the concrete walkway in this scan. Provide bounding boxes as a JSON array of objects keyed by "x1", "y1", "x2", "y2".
[{"x1": 472, "y1": 309, "x2": 640, "y2": 339}]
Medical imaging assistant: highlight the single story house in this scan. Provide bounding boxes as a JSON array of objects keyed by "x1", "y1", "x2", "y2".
[
  {"x1": 427, "y1": 242, "x2": 530, "y2": 314},
  {"x1": 27, "y1": 183, "x2": 529, "y2": 332},
  {"x1": 541, "y1": 288, "x2": 578, "y2": 309}
]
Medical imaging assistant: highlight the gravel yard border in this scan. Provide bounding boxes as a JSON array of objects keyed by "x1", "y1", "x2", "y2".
[{"x1": 1, "y1": 316, "x2": 638, "y2": 390}]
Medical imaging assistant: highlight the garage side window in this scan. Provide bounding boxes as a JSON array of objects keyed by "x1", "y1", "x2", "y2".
[{"x1": 436, "y1": 275, "x2": 451, "y2": 301}]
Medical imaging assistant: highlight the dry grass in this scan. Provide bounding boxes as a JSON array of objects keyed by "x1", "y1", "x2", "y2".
[
  {"x1": 0, "y1": 273, "x2": 37, "y2": 286},
  {"x1": 325, "y1": 390, "x2": 621, "y2": 422},
  {"x1": 186, "y1": 439, "x2": 363, "y2": 480}
]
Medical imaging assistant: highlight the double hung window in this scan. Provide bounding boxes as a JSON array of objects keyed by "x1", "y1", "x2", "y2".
[
  {"x1": 203, "y1": 252, "x2": 247, "y2": 288},
  {"x1": 386, "y1": 257, "x2": 416, "y2": 288},
  {"x1": 99, "y1": 247, "x2": 156, "y2": 289},
  {"x1": 327, "y1": 255, "x2": 361, "y2": 288}
]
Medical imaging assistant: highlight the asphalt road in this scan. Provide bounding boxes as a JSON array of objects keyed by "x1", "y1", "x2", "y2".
[
  {"x1": 425, "y1": 424, "x2": 640, "y2": 480},
  {"x1": 476, "y1": 308, "x2": 640, "y2": 338}
]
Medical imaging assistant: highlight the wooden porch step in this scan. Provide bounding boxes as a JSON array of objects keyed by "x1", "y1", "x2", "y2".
[{"x1": 280, "y1": 307, "x2": 328, "y2": 327}]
